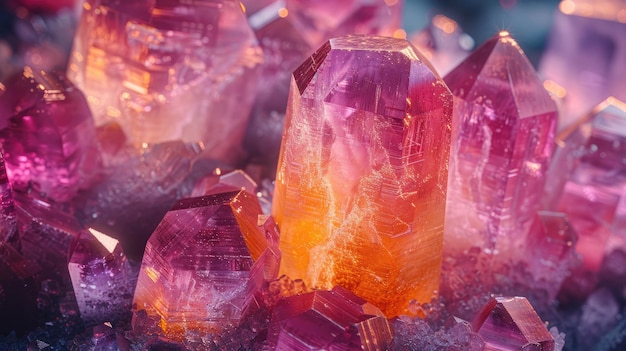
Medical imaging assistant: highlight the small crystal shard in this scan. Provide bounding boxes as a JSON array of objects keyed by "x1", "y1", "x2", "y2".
[
  {"x1": 67, "y1": 0, "x2": 263, "y2": 163},
  {"x1": 267, "y1": 286, "x2": 393, "y2": 351},
  {"x1": 272, "y1": 35, "x2": 453, "y2": 317},
  {"x1": 473, "y1": 297, "x2": 555, "y2": 351},
  {"x1": 444, "y1": 31, "x2": 558, "y2": 259},
  {"x1": 68, "y1": 228, "x2": 135, "y2": 326},
  {"x1": 0, "y1": 68, "x2": 100, "y2": 201},
  {"x1": 132, "y1": 190, "x2": 280, "y2": 339}
]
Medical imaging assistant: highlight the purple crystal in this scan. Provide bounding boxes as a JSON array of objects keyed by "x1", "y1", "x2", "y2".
[
  {"x1": 68, "y1": 228, "x2": 135, "y2": 326},
  {"x1": 132, "y1": 190, "x2": 280, "y2": 339},
  {"x1": 540, "y1": 1, "x2": 626, "y2": 130},
  {"x1": 267, "y1": 286, "x2": 392, "y2": 350},
  {"x1": 0, "y1": 68, "x2": 100, "y2": 201},
  {"x1": 472, "y1": 296, "x2": 555, "y2": 351},
  {"x1": 444, "y1": 31, "x2": 558, "y2": 259},
  {"x1": 191, "y1": 169, "x2": 258, "y2": 198}
]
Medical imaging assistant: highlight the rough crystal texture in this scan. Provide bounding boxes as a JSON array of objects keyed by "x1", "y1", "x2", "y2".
[
  {"x1": 409, "y1": 14, "x2": 473, "y2": 76},
  {"x1": 444, "y1": 32, "x2": 558, "y2": 259},
  {"x1": 67, "y1": 0, "x2": 262, "y2": 162},
  {"x1": 555, "y1": 98, "x2": 626, "y2": 272},
  {"x1": 132, "y1": 190, "x2": 280, "y2": 339},
  {"x1": 473, "y1": 297, "x2": 555, "y2": 351},
  {"x1": 68, "y1": 228, "x2": 135, "y2": 326},
  {"x1": 0, "y1": 68, "x2": 100, "y2": 201},
  {"x1": 242, "y1": 0, "x2": 404, "y2": 177},
  {"x1": 540, "y1": 0, "x2": 626, "y2": 130},
  {"x1": 267, "y1": 286, "x2": 393, "y2": 351},
  {"x1": 272, "y1": 35, "x2": 452, "y2": 317}
]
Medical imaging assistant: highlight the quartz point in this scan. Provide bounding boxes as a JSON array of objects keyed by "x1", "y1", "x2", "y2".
[
  {"x1": 409, "y1": 14, "x2": 473, "y2": 76},
  {"x1": 267, "y1": 286, "x2": 393, "y2": 351},
  {"x1": 0, "y1": 67, "x2": 100, "y2": 201},
  {"x1": 67, "y1": 0, "x2": 263, "y2": 162},
  {"x1": 132, "y1": 190, "x2": 280, "y2": 339},
  {"x1": 540, "y1": 0, "x2": 626, "y2": 130},
  {"x1": 473, "y1": 297, "x2": 555, "y2": 351},
  {"x1": 68, "y1": 228, "x2": 135, "y2": 326},
  {"x1": 272, "y1": 35, "x2": 453, "y2": 317},
  {"x1": 444, "y1": 31, "x2": 558, "y2": 259}
]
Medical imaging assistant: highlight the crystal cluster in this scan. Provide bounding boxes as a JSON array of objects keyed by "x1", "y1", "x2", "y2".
[
  {"x1": 132, "y1": 189, "x2": 280, "y2": 339},
  {"x1": 272, "y1": 35, "x2": 452, "y2": 317},
  {"x1": 67, "y1": 0, "x2": 262, "y2": 162}
]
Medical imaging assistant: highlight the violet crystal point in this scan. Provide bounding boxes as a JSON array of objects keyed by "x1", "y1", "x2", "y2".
[
  {"x1": 540, "y1": 0, "x2": 626, "y2": 130},
  {"x1": 444, "y1": 31, "x2": 558, "y2": 259},
  {"x1": 68, "y1": 228, "x2": 135, "y2": 326},
  {"x1": 272, "y1": 35, "x2": 452, "y2": 317},
  {"x1": 0, "y1": 67, "x2": 100, "y2": 201},
  {"x1": 191, "y1": 169, "x2": 258, "y2": 198},
  {"x1": 473, "y1": 297, "x2": 555, "y2": 351},
  {"x1": 267, "y1": 286, "x2": 392, "y2": 351},
  {"x1": 132, "y1": 190, "x2": 280, "y2": 340},
  {"x1": 67, "y1": 0, "x2": 262, "y2": 162}
]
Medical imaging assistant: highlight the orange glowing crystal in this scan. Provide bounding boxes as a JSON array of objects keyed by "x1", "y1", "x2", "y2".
[{"x1": 272, "y1": 35, "x2": 453, "y2": 317}]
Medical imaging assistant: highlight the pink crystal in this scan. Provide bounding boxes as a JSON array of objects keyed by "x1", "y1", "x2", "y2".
[
  {"x1": 132, "y1": 190, "x2": 280, "y2": 339},
  {"x1": 67, "y1": 0, "x2": 262, "y2": 163},
  {"x1": 473, "y1": 296, "x2": 555, "y2": 351},
  {"x1": 444, "y1": 31, "x2": 558, "y2": 258},
  {"x1": 0, "y1": 68, "x2": 100, "y2": 201},
  {"x1": 68, "y1": 228, "x2": 135, "y2": 326},
  {"x1": 540, "y1": 0, "x2": 626, "y2": 130},
  {"x1": 267, "y1": 286, "x2": 392, "y2": 350}
]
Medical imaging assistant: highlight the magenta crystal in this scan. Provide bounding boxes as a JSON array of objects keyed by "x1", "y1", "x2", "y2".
[
  {"x1": 132, "y1": 190, "x2": 280, "y2": 339},
  {"x1": 473, "y1": 296, "x2": 555, "y2": 351},
  {"x1": 267, "y1": 286, "x2": 393, "y2": 350},
  {"x1": 0, "y1": 68, "x2": 100, "y2": 201},
  {"x1": 444, "y1": 31, "x2": 558, "y2": 259},
  {"x1": 0, "y1": 151, "x2": 16, "y2": 245},
  {"x1": 68, "y1": 228, "x2": 135, "y2": 326}
]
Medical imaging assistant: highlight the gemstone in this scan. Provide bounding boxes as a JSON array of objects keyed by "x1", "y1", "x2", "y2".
[
  {"x1": 472, "y1": 296, "x2": 555, "y2": 351},
  {"x1": 242, "y1": 0, "x2": 404, "y2": 177},
  {"x1": 132, "y1": 190, "x2": 280, "y2": 339},
  {"x1": 0, "y1": 68, "x2": 100, "y2": 201},
  {"x1": 191, "y1": 169, "x2": 258, "y2": 198},
  {"x1": 266, "y1": 286, "x2": 393, "y2": 351},
  {"x1": 272, "y1": 35, "x2": 453, "y2": 317},
  {"x1": 0, "y1": 152, "x2": 17, "y2": 245},
  {"x1": 540, "y1": 0, "x2": 626, "y2": 130},
  {"x1": 67, "y1": 0, "x2": 263, "y2": 163},
  {"x1": 555, "y1": 98, "x2": 626, "y2": 272},
  {"x1": 89, "y1": 323, "x2": 131, "y2": 351},
  {"x1": 408, "y1": 14, "x2": 473, "y2": 76},
  {"x1": 68, "y1": 228, "x2": 135, "y2": 326},
  {"x1": 444, "y1": 31, "x2": 558, "y2": 259}
]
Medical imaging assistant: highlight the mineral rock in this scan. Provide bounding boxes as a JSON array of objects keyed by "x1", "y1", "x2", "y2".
[
  {"x1": 133, "y1": 190, "x2": 280, "y2": 339},
  {"x1": 0, "y1": 68, "x2": 100, "y2": 201},
  {"x1": 444, "y1": 31, "x2": 558, "y2": 259},
  {"x1": 267, "y1": 286, "x2": 393, "y2": 351},
  {"x1": 67, "y1": 0, "x2": 262, "y2": 162},
  {"x1": 473, "y1": 296, "x2": 555, "y2": 351},
  {"x1": 272, "y1": 35, "x2": 453, "y2": 317},
  {"x1": 68, "y1": 228, "x2": 135, "y2": 326},
  {"x1": 409, "y1": 14, "x2": 473, "y2": 76},
  {"x1": 540, "y1": 0, "x2": 626, "y2": 130}
]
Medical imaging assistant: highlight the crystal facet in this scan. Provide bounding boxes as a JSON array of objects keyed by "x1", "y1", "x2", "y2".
[
  {"x1": 473, "y1": 297, "x2": 555, "y2": 351},
  {"x1": 67, "y1": 0, "x2": 262, "y2": 162},
  {"x1": 0, "y1": 68, "x2": 100, "y2": 201},
  {"x1": 132, "y1": 190, "x2": 280, "y2": 339},
  {"x1": 272, "y1": 35, "x2": 452, "y2": 317},
  {"x1": 267, "y1": 286, "x2": 393, "y2": 351},
  {"x1": 444, "y1": 32, "x2": 558, "y2": 259}
]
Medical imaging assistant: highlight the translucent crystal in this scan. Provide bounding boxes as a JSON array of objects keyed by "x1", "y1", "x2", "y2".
[
  {"x1": 67, "y1": 0, "x2": 262, "y2": 162},
  {"x1": 0, "y1": 68, "x2": 100, "y2": 201},
  {"x1": 132, "y1": 190, "x2": 280, "y2": 339},
  {"x1": 267, "y1": 286, "x2": 393, "y2": 351},
  {"x1": 272, "y1": 35, "x2": 453, "y2": 317},
  {"x1": 444, "y1": 31, "x2": 558, "y2": 258},
  {"x1": 68, "y1": 228, "x2": 135, "y2": 326}
]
